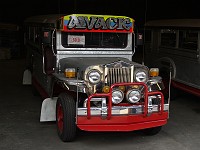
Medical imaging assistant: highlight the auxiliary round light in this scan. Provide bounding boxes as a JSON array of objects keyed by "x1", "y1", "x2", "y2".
[
  {"x1": 118, "y1": 86, "x2": 125, "y2": 92},
  {"x1": 102, "y1": 86, "x2": 110, "y2": 93},
  {"x1": 126, "y1": 89, "x2": 141, "y2": 103},
  {"x1": 112, "y1": 89, "x2": 124, "y2": 104}
]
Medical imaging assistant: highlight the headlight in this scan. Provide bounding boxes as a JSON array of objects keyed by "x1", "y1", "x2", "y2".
[
  {"x1": 126, "y1": 89, "x2": 141, "y2": 103},
  {"x1": 112, "y1": 89, "x2": 124, "y2": 104},
  {"x1": 135, "y1": 70, "x2": 147, "y2": 82},
  {"x1": 88, "y1": 70, "x2": 101, "y2": 84}
]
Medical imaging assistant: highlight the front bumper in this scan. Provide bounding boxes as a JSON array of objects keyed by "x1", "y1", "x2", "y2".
[
  {"x1": 77, "y1": 113, "x2": 168, "y2": 131},
  {"x1": 76, "y1": 82, "x2": 169, "y2": 131}
]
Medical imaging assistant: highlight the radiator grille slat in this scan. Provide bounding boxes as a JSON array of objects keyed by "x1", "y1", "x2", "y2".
[{"x1": 107, "y1": 67, "x2": 132, "y2": 85}]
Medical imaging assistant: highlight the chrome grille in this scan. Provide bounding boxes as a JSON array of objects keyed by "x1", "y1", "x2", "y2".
[{"x1": 106, "y1": 67, "x2": 133, "y2": 85}]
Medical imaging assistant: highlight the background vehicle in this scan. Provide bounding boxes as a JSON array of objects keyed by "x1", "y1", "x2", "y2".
[
  {"x1": 144, "y1": 19, "x2": 200, "y2": 99},
  {"x1": 22, "y1": 14, "x2": 169, "y2": 142}
]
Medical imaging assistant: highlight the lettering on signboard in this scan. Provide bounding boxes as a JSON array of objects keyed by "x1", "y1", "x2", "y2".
[{"x1": 67, "y1": 16, "x2": 131, "y2": 31}]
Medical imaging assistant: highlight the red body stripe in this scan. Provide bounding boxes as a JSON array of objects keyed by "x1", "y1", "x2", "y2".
[{"x1": 172, "y1": 80, "x2": 200, "y2": 97}]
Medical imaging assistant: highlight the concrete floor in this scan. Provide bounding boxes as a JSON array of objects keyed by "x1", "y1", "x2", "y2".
[{"x1": 0, "y1": 58, "x2": 200, "y2": 150}]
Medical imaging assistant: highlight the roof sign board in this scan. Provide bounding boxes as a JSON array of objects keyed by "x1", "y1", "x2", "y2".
[{"x1": 61, "y1": 14, "x2": 134, "y2": 33}]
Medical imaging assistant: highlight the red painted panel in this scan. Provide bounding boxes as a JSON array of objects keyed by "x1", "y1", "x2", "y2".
[
  {"x1": 172, "y1": 80, "x2": 200, "y2": 97},
  {"x1": 77, "y1": 112, "x2": 168, "y2": 131}
]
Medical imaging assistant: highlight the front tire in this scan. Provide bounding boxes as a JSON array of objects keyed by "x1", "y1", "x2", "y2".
[{"x1": 56, "y1": 93, "x2": 76, "y2": 142}]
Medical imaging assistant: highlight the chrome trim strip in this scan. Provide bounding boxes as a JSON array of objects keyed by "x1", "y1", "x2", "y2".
[{"x1": 77, "y1": 104, "x2": 169, "y2": 116}]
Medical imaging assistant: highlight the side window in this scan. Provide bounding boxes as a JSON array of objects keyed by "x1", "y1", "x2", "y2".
[
  {"x1": 179, "y1": 30, "x2": 198, "y2": 50},
  {"x1": 35, "y1": 27, "x2": 41, "y2": 45},
  {"x1": 160, "y1": 29, "x2": 176, "y2": 47}
]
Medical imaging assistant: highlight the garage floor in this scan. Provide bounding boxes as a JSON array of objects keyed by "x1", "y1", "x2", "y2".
[{"x1": 0, "y1": 58, "x2": 200, "y2": 150}]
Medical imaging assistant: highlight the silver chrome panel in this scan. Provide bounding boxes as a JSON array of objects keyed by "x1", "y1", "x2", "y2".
[
  {"x1": 77, "y1": 104, "x2": 169, "y2": 116},
  {"x1": 106, "y1": 67, "x2": 133, "y2": 86},
  {"x1": 52, "y1": 73, "x2": 87, "y2": 93}
]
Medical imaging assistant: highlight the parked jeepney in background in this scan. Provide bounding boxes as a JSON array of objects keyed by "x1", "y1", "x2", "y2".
[
  {"x1": 144, "y1": 19, "x2": 200, "y2": 99},
  {"x1": 22, "y1": 14, "x2": 169, "y2": 142}
]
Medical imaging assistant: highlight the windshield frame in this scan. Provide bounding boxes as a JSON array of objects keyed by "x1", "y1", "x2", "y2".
[{"x1": 61, "y1": 31, "x2": 128, "y2": 49}]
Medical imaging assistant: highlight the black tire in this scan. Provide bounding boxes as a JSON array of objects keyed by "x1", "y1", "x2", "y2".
[
  {"x1": 142, "y1": 126, "x2": 162, "y2": 136},
  {"x1": 56, "y1": 93, "x2": 76, "y2": 142}
]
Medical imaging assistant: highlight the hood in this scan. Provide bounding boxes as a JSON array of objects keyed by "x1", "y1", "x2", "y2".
[{"x1": 59, "y1": 57, "x2": 144, "y2": 73}]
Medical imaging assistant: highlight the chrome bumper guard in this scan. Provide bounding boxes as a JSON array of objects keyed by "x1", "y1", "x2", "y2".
[
  {"x1": 78, "y1": 98, "x2": 169, "y2": 116},
  {"x1": 81, "y1": 82, "x2": 166, "y2": 119},
  {"x1": 78, "y1": 104, "x2": 169, "y2": 116}
]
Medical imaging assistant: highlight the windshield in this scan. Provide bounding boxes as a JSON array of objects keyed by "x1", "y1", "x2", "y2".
[{"x1": 61, "y1": 32, "x2": 128, "y2": 48}]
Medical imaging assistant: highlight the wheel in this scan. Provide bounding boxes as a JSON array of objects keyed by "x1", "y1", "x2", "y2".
[
  {"x1": 142, "y1": 126, "x2": 162, "y2": 136},
  {"x1": 56, "y1": 93, "x2": 76, "y2": 142}
]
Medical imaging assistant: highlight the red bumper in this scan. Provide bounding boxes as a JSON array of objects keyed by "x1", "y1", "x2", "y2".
[
  {"x1": 77, "y1": 112, "x2": 168, "y2": 131},
  {"x1": 77, "y1": 82, "x2": 168, "y2": 131}
]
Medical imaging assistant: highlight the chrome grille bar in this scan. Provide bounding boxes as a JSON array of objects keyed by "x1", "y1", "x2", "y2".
[{"x1": 107, "y1": 67, "x2": 132, "y2": 85}]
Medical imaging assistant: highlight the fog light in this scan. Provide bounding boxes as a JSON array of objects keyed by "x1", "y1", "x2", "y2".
[
  {"x1": 112, "y1": 89, "x2": 124, "y2": 104},
  {"x1": 126, "y1": 89, "x2": 141, "y2": 103}
]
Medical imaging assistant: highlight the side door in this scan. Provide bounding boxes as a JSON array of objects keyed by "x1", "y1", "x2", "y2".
[{"x1": 41, "y1": 28, "x2": 56, "y2": 94}]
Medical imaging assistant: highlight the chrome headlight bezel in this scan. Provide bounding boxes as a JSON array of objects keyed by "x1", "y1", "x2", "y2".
[
  {"x1": 87, "y1": 69, "x2": 101, "y2": 84},
  {"x1": 134, "y1": 69, "x2": 148, "y2": 82}
]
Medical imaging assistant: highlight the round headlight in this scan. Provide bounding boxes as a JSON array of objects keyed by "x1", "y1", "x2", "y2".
[
  {"x1": 126, "y1": 89, "x2": 141, "y2": 103},
  {"x1": 135, "y1": 71, "x2": 147, "y2": 82},
  {"x1": 88, "y1": 70, "x2": 101, "y2": 84},
  {"x1": 112, "y1": 89, "x2": 124, "y2": 104}
]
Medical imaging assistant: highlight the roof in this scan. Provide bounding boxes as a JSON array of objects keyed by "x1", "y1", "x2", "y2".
[
  {"x1": 145, "y1": 19, "x2": 200, "y2": 28},
  {"x1": 24, "y1": 14, "x2": 65, "y2": 24},
  {"x1": 24, "y1": 14, "x2": 134, "y2": 24}
]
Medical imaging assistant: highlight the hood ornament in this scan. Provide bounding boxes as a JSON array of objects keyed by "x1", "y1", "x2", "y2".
[{"x1": 114, "y1": 61, "x2": 123, "y2": 68}]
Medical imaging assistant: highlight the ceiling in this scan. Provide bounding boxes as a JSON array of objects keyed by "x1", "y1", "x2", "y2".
[{"x1": 0, "y1": 0, "x2": 199, "y2": 26}]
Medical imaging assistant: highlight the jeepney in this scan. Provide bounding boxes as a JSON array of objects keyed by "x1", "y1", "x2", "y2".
[
  {"x1": 22, "y1": 14, "x2": 169, "y2": 142},
  {"x1": 144, "y1": 19, "x2": 200, "y2": 99}
]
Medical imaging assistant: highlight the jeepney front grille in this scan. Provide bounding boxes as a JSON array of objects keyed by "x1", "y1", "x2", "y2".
[{"x1": 106, "y1": 67, "x2": 133, "y2": 85}]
